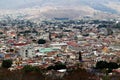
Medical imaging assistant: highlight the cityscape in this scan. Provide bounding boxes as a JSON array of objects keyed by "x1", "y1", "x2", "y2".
[{"x1": 0, "y1": 0, "x2": 120, "y2": 80}]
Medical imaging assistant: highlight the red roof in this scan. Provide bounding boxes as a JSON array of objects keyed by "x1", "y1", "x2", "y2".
[
  {"x1": 67, "y1": 41, "x2": 79, "y2": 47},
  {"x1": 17, "y1": 66, "x2": 23, "y2": 69},
  {"x1": 7, "y1": 40, "x2": 16, "y2": 44},
  {"x1": 27, "y1": 60, "x2": 34, "y2": 63},
  {"x1": 13, "y1": 43, "x2": 28, "y2": 46},
  {"x1": 113, "y1": 69, "x2": 120, "y2": 73},
  {"x1": 5, "y1": 54, "x2": 11, "y2": 58}
]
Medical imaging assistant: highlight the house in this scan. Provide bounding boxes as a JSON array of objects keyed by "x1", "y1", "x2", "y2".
[{"x1": 19, "y1": 44, "x2": 35, "y2": 58}]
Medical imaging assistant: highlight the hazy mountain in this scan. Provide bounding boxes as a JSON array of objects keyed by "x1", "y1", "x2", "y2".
[
  {"x1": 1, "y1": 0, "x2": 120, "y2": 13},
  {"x1": 0, "y1": 0, "x2": 120, "y2": 19}
]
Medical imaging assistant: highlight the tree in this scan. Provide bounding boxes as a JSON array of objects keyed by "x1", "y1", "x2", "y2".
[
  {"x1": 22, "y1": 65, "x2": 45, "y2": 80},
  {"x1": 78, "y1": 51, "x2": 82, "y2": 61},
  {"x1": 54, "y1": 63, "x2": 66, "y2": 70},
  {"x1": 22, "y1": 65, "x2": 41, "y2": 73},
  {"x1": 47, "y1": 65, "x2": 55, "y2": 70},
  {"x1": 108, "y1": 62, "x2": 118, "y2": 69},
  {"x1": 47, "y1": 63, "x2": 67, "y2": 70},
  {"x1": 2, "y1": 59, "x2": 12, "y2": 68},
  {"x1": 96, "y1": 61, "x2": 108, "y2": 69},
  {"x1": 37, "y1": 39, "x2": 46, "y2": 44},
  {"x1": 63, "y1": 68, "x2": 99, "y2": 80},
  {"x1": 22, "y1": 65, "x2": 33, "y2": 73}
]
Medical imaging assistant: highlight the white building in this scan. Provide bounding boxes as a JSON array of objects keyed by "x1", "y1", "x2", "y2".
[{"x1": 19, "y1": 44, "x2": 35, "y2": 58}]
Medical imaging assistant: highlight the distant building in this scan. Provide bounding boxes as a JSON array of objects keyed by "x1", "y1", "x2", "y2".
[{"x1": 19, "y1": 44, "x2": 35, "y2": 58}]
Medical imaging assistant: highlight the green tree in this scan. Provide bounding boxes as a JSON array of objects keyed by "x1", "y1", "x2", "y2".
[
  {"x1": 54, "y1": 63, "x2": 66, "y2": 70},
  {"x1": 22, "y1": 65, "x2": 41, "y2": 73},
  {"x1": 22, "y1": 65, "x2": 33, "y2": 73},
  {"x1": 96, "y1": 61, "x2": 108, "y2": 69},
  {"x1": 47, "y1": 63, "x2": 67, "y2": 70},
  {"x1": 37, "y1": 39, "x2": 46, "y2": 44},
  {"x1": 108, "y1": 62, "x2": 118, "y2": 69},
  {"x1": 2, "y1": 59, "x2": 12, "y2": 68},
  {"x1": 47, "y1": 65, "x2": 54, "y2": 70},
  {"x1": 32, "y1": 66, "x2": 41, "y2": 73}
]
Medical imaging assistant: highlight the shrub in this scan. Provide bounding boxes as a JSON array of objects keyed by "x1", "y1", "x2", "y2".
[
  {"x1": 2, "y1": 59, "x2": 12, "y2": 68},
  {"x1": 96, "y1": 61, "x2": 108, "y2": 69},
  {"x1": 108, "y1": 62, "x2": 118, "y2": 69},
  {"x1": 47, "y1": 63, "x2": 66, "y2": 70},
  {"x1": 37, "y1": 39, "x2": 46, "y2": 44},
  {"x1": 22, "y1": 65, "x2": 41, "y2": 73},
  {"x1": 22, "y1": 65, "x2": 33, "y2": 73}
]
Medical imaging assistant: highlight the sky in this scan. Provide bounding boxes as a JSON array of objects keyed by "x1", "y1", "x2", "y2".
[
  {"x1": 0, "y1": 0, "x2": 120, "y2": 10},
  {"x1": 0, "y1": 0, "x2": 94, "y2": 9},
  {"x1": 0, "y1": 0, "x2": 39, "y2": 9}
]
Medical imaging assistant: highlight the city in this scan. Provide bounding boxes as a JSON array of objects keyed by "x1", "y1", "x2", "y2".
[{"x1": 0, "y1": 0, "x2": 120, "y2": 80}]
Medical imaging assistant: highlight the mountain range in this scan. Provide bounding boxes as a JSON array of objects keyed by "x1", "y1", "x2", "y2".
[
  {"x1": 0, "y1": 0, "x2": 120, "y2": 19},
  {"x1": 20, "y1": 0, "x2": 120, "y2": 14}
]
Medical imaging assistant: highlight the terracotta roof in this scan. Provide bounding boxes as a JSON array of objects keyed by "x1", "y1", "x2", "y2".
[
  {"x1": 7, "y1": 40, "x2": 16, "y2": 44},
  {"x1": 67, "y1": 41, "x2": 79, "y2": 47},
  {"x1": 13, "y1": 43, "x2": 28, "y2": 46},
  {"x1": 17, "y1": 66, "x2": 23, "y2": 69}
]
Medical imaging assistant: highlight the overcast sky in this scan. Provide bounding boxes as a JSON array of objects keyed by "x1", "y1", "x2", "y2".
[
  {"x1": 0, "y1": 0, "x2": 119, "y2": 9},
  {"x1": 0, "y1": 0, "x2": 40, "y2": 9}
]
